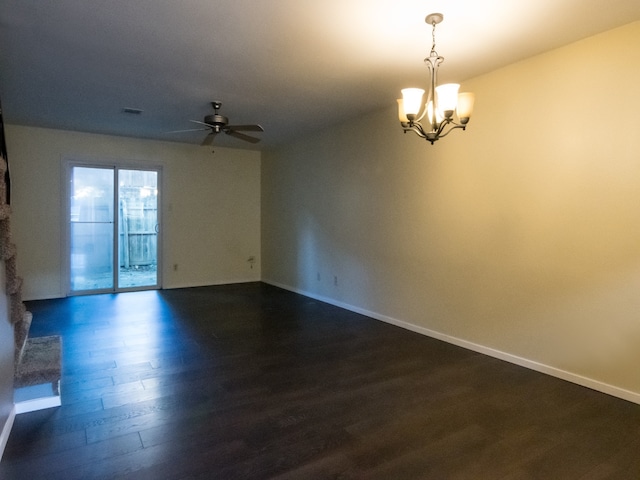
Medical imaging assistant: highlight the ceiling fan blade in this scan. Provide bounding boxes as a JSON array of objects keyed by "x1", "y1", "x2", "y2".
[
  {"x1": 226, "y1": 124, "x2": 264, "y2": 132},
  {"x1": 165, "y1": 127, "x2": 209, "y2": 134},
  {"x1": 190, "y1": 119, "x2": 216, "y2": 128},
  {"x1": 201, "y1": 132, "x2": 218, "y2": 146},
  {"x1": 225, "y1": 130, "x2": 261, "y2": 144}
]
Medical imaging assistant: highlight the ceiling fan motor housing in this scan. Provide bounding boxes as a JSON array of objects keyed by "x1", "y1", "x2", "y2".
[{"x1": 205, "y1": 114, "x2": 228, "y2": 127}]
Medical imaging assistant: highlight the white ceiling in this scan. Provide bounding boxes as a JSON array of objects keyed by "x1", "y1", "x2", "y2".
[{"x1": 1, "y1": 0, "x2": 639, "y2": 149}]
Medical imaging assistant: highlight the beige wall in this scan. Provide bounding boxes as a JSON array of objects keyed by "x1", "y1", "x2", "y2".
[
  {"x1": 5, "y1": 125, "x2": 261, "y2": 299},
  {"x1": 262, "y1": 21, "x2": 640, "y2": 400}
]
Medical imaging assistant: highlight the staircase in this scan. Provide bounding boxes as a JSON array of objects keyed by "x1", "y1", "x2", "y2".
[{"x1": 0, "y1": 157, "x2": 61, "y2": 413}]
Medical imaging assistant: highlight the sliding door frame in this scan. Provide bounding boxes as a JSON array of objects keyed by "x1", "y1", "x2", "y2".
[{"x1": 61, "y1": 156, "x2": 163, "y2": 296}]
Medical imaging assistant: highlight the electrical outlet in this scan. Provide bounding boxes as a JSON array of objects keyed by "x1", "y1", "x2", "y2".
[
  {"x1": 173, "y1": 264, "x2": 178, "y2": 271},
  {"x1": 317, "y1": 272, "x2": 321, "y2": 281},
  {"x1": 334, "y1": 275, "x2": 338, "y2": 286}
]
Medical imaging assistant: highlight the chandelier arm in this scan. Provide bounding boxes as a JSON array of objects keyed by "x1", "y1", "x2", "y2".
[
  {"x1": 435, "y1": 124, "x2": 467, "y2": 139},
  {"x1": 424, "y1": 55, "x2": 443, "y2": 130},
  {"x1": 434, "y1": 118, "x2": 452, "y2": 137},
  {"x1": 417, "y1": 81, "x2": 434, "y2": 124},
  {"x1": 403, "y1": 123, "x2": 427, "y2": 139},
  {"x1": 433, "y1": 117, "x2": 467, "y2": 137}
]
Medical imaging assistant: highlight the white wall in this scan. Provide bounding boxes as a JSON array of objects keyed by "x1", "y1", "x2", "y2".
[
  {"x1": 5, "y1": 125, "x2": 261, "y2": 299},
  {"x1": 262, "y1": 21, "x2": 640, "y2": 402}
]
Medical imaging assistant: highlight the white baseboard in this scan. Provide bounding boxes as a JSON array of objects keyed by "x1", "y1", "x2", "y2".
[
  {"x1": 164, "y1": 278, "x2": 261, "y2": 291},
  {"x1": 263, "y1": 279, "x2": 640, "y2": 406},
  {"x1": 0, "y1": 406, "x2": 16, "y2": 462}
]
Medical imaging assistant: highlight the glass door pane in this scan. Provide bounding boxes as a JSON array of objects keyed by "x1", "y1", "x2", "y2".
[
  {"x1": 70, "y1": 166, "x2": 115, "y2": 292},
  {"x1": 118, "y1": 169, "x2": 158, "y2": 289}
]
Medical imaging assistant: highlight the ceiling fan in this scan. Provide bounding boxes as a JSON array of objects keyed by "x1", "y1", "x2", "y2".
[{"x1": 168, "y1": 101, "x2": 263, "y2": 147}]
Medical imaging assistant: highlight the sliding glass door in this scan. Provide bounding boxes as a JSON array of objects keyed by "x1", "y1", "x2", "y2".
[
  {"x1": 68, "y1": 163, "x2": 160, "y2": 294},
  {"x1": 69, "y1": 166, "x2": 114, "y2": 291},
  {"x1": 117, "y1": 169, "x2": 159, "y2": 289}
]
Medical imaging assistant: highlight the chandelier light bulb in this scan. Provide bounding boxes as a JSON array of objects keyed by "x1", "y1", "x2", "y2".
[
  {"x1": 435, "y1": 83, "x2": 460, "y2": 118},
  {"x1": 400, "y1": 88, "x2": 425, "y2": 119},
  {"x1": 456, "y1": 92, "x2": 475, "y2": 123},
  {"x1": 396, "y1": 99, "x2": 409, "y2": 122}
]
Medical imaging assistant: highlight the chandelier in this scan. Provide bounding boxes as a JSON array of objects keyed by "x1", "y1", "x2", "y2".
[{"x1": 397, "y1": 13, "x2": 475, "y2": 145}]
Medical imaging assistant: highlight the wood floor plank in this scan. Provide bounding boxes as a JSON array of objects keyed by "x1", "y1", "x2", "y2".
[
  {"x1": 0, "y1": 432, "x2": 143, "y2": 479},
  {"x1": 1, "y1": 283, "x2": 639, "y2": 479}
]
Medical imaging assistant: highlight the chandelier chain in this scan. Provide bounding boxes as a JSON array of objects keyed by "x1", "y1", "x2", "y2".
[{"x1": 431, "y1": 19, "x2": 437, "y2": 55}]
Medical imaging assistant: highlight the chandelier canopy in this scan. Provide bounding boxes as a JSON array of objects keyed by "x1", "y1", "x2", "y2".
[{"x1": 398, "y1": 13, "x2": 475, "y2": 145}]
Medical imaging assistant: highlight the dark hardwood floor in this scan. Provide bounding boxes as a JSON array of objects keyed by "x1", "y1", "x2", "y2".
[{"x1": 1, "y1": 282, "x2": 639, "y2": 479}]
